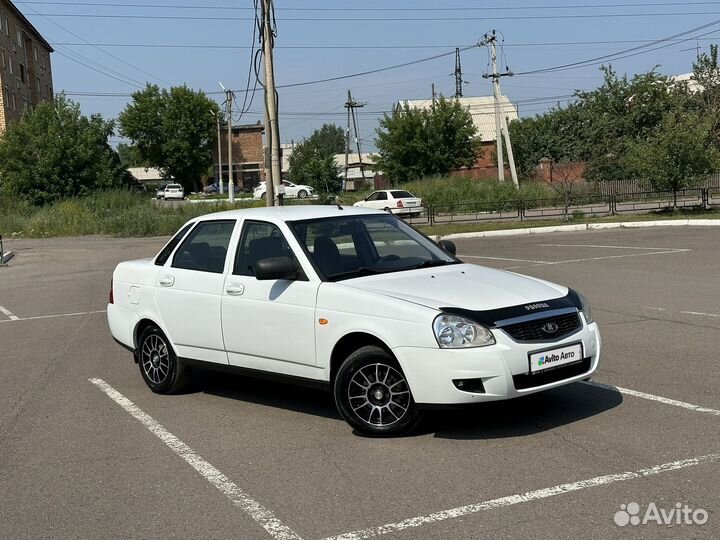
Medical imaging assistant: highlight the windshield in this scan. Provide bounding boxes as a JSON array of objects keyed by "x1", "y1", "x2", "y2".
[{"x1": 289, "y1": 214, "x2": 458, "y2": 281}]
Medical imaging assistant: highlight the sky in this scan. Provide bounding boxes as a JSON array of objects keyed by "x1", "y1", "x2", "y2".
[{"x1": 17, "y1": 0, "x2": 720, "y2": 150}]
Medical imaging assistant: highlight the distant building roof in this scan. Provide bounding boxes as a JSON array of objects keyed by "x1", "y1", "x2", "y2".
[
  {"x1": 4, "y1": 0, "x2": 54, "y2": 52},
  {"x1": 128, "y1": 167, "x2": 164, "y2": 183},
  {"x1": 397, "y1": 96, "x2": 518, "y2": 143},
  {"x1": 672, "y1": 73, "x2": 703, "y2": 93}
]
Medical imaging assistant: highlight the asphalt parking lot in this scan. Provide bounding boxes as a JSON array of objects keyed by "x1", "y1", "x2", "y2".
[{"x1": 1, "y1": 226, "x2": 718, "y2": 539}]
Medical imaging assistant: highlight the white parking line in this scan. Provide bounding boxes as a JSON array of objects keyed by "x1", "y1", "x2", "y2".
[
  {"x1": 89, "y1": 378, "x2": 303, "y2": 540},
  {"x1": 0, "y1": 304, "x2": 19, "y2": 321},
  {"x1": 538, "y1": 243, "x2": 685, "y2": 251},
  {"x1": 502, "y1": 249, "x2": 690, "y2": 269},
  {"x1": 323, "y1": 452, "x2": 720, "y2": 540},
  {"x1": 681, "y1": 311, "x2": 720, "y2": 318},
  {"x1": 0, "y1": 310, "x2": 106, "y2": 324},
  {"x1": 583, "y1": 381, "x2": 720, "y2": 417}
]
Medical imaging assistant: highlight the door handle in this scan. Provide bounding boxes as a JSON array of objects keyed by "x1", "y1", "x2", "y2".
[
  {"x1": 226, "y1": 283, "x2": 245, "y2": 296},
  {"x1": 158, "y1": 275, "x2": 175, "y2": 287}
]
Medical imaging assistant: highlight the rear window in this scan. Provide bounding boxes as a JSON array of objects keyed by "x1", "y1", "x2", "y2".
[
  {"x1": 172, "y1": 220, "x2": 236, "y2": 273},
  {"x1": 167, "y1": 184, "x2": 182, "y2": 189},
  {"x1": 390, "y1": 190, "x2": 414, "y2": 198},
  {"x1": 155, "y1": 222, "x2": 194, "y2": 266}
]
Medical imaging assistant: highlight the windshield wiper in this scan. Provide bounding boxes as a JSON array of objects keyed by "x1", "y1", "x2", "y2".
[
  {"x1": 408, "y1": 260, "x2": 456, "y2": 270},
  {"x1": 328, "y1": 266, "x2": 386, "y2": 280}
]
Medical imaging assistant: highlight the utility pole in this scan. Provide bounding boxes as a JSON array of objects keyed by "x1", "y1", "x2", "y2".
[
  {"x1": 431, "y1": 83, "x2": 437, "y2": 110},
  {"x1": 480, "y1": 30, "x2": 518, "y2": 189},
  {"x1": 212, "y1": 110, "x2": 224, "y2": 195},
  {"x1": 344, "y1": 90, "x2": 367, "y2": 188},
  {"x1": 261, "y1": 0, "x2": 281, "y2": 207},
  {"x1": 344, "y1": 99, "x2": 351, "y2": 191},
  {"x1": 454, "y1": 47, "x2": 464, "y2": 98},
  {"x1": 220, "y1": 84, "x2": 236, "y2": 203}
]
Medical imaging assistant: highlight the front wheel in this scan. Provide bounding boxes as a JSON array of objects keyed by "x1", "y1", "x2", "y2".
[
  {"x1": 138, "y1": 325, "x2": 190, "y2": 394},
  {"x1": 334, "y1": 345, "x2": 422, "y2": 437}
]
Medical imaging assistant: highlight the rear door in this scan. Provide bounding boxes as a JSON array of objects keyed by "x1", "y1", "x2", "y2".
[{"x1": 154, "y1": 219, "x2": 237, "y2": 364}]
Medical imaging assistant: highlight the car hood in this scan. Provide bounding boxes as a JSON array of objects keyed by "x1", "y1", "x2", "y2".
[{"x1": 342, "y1": 263, "x2": 567, "y2": 311}]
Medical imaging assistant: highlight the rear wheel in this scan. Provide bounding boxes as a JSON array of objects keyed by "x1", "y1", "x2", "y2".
[
  {"x1": 334, "y1": 345, "x2": 422, "y2": 437},
  {"x1": 138, "y1": 325, "x2": 190, "y2": 394},
  {"x1": 297, "y1": 189, "x2": 309, "y2": 199}
]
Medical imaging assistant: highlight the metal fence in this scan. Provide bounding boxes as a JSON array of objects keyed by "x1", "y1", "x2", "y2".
[{"x1": 399, "y1": 187, "x2": 720, "y2": 227}]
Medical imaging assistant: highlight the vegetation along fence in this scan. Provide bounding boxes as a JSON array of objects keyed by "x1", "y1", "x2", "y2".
[{"x1": 401, "y1": 187, "x2": 719, "y2": 226}]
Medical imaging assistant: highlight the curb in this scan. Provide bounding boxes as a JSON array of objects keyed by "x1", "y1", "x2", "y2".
[{"x1": 439, "y1": 219, "x2": 720, "y2": 240}]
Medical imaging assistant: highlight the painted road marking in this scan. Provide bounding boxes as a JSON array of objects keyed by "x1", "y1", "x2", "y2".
[
  {"x1": 681, "y1": 311, "x2": 720, "y2": 318},
  {"x1": 0, "y1": 304, "x2": 19, "y2": 321},
  {"x1": 502, "y1": 249, "x2": 690, "y2": 270},
  {"x1": 538, "y1": 243, "x2": 687, "y2": 250},
  {"x1": 322, "y1": 452, "x2": 720, "y2": 540},
  {"x1": 0, "y1": 310, "x2": 106, "y2": 324},
  {"x1": 584, "y1": 381, "x2": 720, "y2": 417},
  {"x1": 89, "y1": 378, "x2": 303, "y2": 540}
]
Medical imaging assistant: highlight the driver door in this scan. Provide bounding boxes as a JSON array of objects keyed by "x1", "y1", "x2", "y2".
[{"x1": 221, "y1": 220, "x2": 320, "y2": 376}]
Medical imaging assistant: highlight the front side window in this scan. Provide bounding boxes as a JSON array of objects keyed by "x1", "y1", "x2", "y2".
[
  {"x1": 290, "y1": 214, "x2": 457, "y2": 281},
  {"x1": 172, "y1": 220, "x2": 236, "y2": 273},
  {"x1": 234, "y1": 221, "x2": 295, "y2": 277}
]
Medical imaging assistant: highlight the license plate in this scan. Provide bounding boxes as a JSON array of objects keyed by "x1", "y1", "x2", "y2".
[{"x1": 529, "y1": 342, "x2": 583, "y2": 373}]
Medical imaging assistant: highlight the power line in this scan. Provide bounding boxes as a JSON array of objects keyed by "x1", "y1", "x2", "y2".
[
  {"x1": 24, "y1": 11, "x2": 720, "y2": 21},
  {"x1": 22, "y1": 3, "x2": 172, "y2": 87},
  {"x1": 15, "y1": 0, "x2": 720, "y2": 10}
]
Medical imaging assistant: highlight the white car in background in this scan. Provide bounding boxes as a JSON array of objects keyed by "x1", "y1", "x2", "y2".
[
  {"x1": 162, "y1": 184, "x2": 185, "y2": 201},
  {"x1": 253, "y1": 180, "x2": 314, "y2": 200},
  {"x1": 107, "y1": 206, "x2": 601, "y2": 437},
  {"x1": 353, "y1": 190, "x2": 423, "y2": 216}
]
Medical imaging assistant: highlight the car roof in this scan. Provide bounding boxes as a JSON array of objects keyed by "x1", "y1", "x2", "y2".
[{"x1": 199, "y1": 205, "x2": 387, "y2": 223}]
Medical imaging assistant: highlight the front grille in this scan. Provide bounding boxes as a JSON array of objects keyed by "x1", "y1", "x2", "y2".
[
  {"x1": 513, "y1": 358, "x2": 591, "y2": 390},
  {"x1": 501, "y1": 312, "x2": 581, "y2": 342}
]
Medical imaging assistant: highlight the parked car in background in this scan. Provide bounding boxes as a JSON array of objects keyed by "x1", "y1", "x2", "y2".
[
  {"x1": 253, "y1": 180, "x2": 314, "y2": 200},
  {"x1": 107, "y1": 206, "x2": 601, "y2": 437},
  {"x1": 353, "y1": 190, "x2": 423, "y2": 217},
  {"x1": 163, "y1": 184, "x2": 185, "y2": 201},
  {"x1": 203, "y1": 182, "x2": 242, "y2": 195},
  {"x1": 155, "y1": 185, "x2": 166, "y2": 200}
]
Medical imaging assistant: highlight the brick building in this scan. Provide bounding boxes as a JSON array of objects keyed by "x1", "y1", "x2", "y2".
[
  {"x1": 212, "y1": 122, "x2": 265, "y2": 190},
  {"x1": 0, "y1": 0, "x2": 53, "y2": 134}
]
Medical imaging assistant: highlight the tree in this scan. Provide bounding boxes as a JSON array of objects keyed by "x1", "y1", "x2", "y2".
[
  {"x1": 693, "y1": 44, "x2": 720, "y2": 147},
  {"x1": 0, "y1": 95, "x2": 133, "y2": 205},
  {"x1": 374, "y1": 97, "x2": 478, "y2": 182},
  {"x1": 116, "y1": 142, "x2": 145, "y2": 168},
  {"x1": 305, "y1": 123, "x2": 346, "y2": 155},
  {"x1": 625, "y1": 111, "x2": 719, "y2": 206},
  {"x1": 288, "y1": 136, "x2": 342, "y2": 195},
  {"x1": 118, "y1": 84, "x2": 219, "y2": 192}
]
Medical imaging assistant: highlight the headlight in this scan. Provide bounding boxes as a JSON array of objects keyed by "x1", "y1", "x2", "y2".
[
  {"x1": 433, "y1": 314, "x2": 495, "y2": 349},
  {"x1": 577, "y1": 291, "x2": 593, "y2": 324}
]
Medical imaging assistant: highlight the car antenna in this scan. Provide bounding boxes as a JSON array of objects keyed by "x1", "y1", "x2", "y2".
[{"x1": 334, "y1": 196, "x2": 343, "y2": 210}]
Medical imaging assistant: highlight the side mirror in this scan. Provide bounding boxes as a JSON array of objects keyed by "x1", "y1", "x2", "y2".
[
  {"x1": 255, "y1": 256, "x2": 299, "y2": 281},
  {"x1": 438, "y1": 239, "x2": 457, "y2": 256}
]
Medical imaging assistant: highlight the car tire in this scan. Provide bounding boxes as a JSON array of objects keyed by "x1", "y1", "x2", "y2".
[
  {"x1": 137, "y1": 325, "x2": 190, "y2": 394},
  {"x1": 298, "y1": 189, "x2": 308, "y2": 199},
  {"x1": 334, "y1": 345, "x2": 422, "y2": 437},
  {"x1": 383, "y1": 207, "x2": 392, "y2": 213}
]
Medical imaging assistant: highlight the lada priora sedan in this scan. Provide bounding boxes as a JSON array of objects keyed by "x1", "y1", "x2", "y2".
[{"x1": 108, "y1": 206, "x2": 601, "y2": 436}]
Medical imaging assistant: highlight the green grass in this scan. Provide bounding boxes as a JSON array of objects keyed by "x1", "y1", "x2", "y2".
[
  {"x1": 1, "y1": 187, "x2": 718, "y2": 239},
  {"x1": 0, "y1": 190, "x2": 261, "y2": 238}
]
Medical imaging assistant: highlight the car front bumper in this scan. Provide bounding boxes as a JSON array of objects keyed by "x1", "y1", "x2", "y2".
[{"x1": 393, "y1": 321, "x2": 601, "y2": 405}]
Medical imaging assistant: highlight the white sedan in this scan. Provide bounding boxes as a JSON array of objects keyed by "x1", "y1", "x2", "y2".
[
  {"x1": 162, "y1": 184, "x2": 185, "y2": 201},
  {"x1": 107, "y1": 206, "x2": 601, "y2": 437},
  {"x1": 353, "y1": 189, "x2": 423, "y2": 216},
  {"x1": 253, "y1": 180, "x2": 314, "y2": 200}
]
